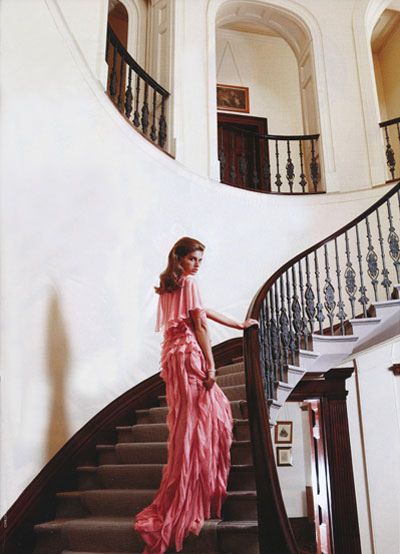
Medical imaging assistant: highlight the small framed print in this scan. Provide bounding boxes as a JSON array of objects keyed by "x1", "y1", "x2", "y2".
[
  {"x1": 274, "y1": 421, "x2": 293, "y2": 444},
  {"x1": 276, "y1": 446, "x2": 293, "y2": 467},
  {"x1": 217, "y1": 84, "x2": 250, "y2": 113}
]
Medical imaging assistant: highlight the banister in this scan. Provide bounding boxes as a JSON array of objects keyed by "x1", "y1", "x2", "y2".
[{"x1": 243, "y1": 181, "x2": 400, "y2": 553}]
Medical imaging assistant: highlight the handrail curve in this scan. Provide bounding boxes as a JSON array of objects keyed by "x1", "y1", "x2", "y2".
[{"x1": 243, "y1": 181, "x2": 400, "y2": 553}]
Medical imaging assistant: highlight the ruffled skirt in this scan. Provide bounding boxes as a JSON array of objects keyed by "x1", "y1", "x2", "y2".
[{"x1": 133, "y1": 319, "x2": 234, "y2": 554}]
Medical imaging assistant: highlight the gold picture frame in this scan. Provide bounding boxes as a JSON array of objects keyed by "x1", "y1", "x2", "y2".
[{"x1": 217, "y1": 84, "x2": 250, "y2": 113}]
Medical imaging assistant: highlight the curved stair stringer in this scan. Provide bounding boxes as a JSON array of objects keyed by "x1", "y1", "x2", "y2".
[
  {"x1": 243, "y1": 182, "x2": 400, "y2": 554},
  {"x1": 0, "y1": 338, "x2": 245, "y2": 554}
]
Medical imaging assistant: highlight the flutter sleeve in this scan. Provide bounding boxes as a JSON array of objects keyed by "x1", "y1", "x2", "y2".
[
  {"x1": 181, "y1": 276, "x2": 205, "y2": 317},
  {"x1": 154, "y1": 276, "x2": 206, "y2": 333}
]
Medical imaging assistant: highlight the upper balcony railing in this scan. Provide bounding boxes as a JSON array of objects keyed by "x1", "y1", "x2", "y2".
[
  {"x1": 380, "y1": 116, "x2": 400, "y2": 182},
  {"x1": 218, "y1": 123, "x2": 323, "y2": 194},
  {"x1": 105, "y1": 25, "x2": 170, "y2": 153}
]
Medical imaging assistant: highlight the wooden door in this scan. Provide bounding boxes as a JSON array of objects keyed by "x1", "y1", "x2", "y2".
[{"x1": 217, "y1": 113, "x2": 270, "y2": 191}]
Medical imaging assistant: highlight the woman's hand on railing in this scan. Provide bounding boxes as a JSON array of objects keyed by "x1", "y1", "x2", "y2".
[{"x1": 242, "y1": 318, "x2": 259, "y2": 329}]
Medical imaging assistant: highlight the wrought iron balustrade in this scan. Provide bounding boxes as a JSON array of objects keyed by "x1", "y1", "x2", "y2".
[
  {"x1": 243, "y1": 182, "x2": 400, "y2": 552},
  {"x1": 105, "y1": 25, "x2": 170, "y2": 152},
  {"x1": 380, "y1": 116, "x2": 400, "y2": 181},
  {"x1": 218, "y1": 124, "x2": 322, "y2": 194}
]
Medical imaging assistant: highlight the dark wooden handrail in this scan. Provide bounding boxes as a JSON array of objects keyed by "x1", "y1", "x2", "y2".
[
  {"x1": 218, "y1": 122, "x2": 321, "y2": 194},
  {"x1": 243, "y1": 181, "x2": 400, "y2": 553},
  {"x1": 379, "y1": 115, "x2": 400, "y2": 128},
  {"x1": 107, "y1": 26, "x2": 169, "y2": 98},
  {"x1": 105, "y1": 24, "x2": 170, "y2": 151}
]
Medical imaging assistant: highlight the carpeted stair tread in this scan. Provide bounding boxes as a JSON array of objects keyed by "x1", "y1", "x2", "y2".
[
  {"x1": 116, "y1": 418, "x2": 250, "y2": 443},
  {"x1": 216, "y1": 520, "x2": 258, "y2": 532},
  {"x1": 135, "y1": 399, "x2": 248, "y2": 423},
  {"x1": 216, "y1": 362, "x2": 244, "y2": 376}
]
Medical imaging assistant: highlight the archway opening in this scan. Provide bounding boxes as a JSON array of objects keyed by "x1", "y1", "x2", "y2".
[{"x1": 215, "y1": 1, "x2": 323, "y2": 194}]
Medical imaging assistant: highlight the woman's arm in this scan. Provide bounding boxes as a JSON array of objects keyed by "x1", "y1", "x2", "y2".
[
  {"x1": 205, "y1": 308, "x2": 258, "y2": 330},
  {"x1": 190, "y1": 310, "x2": 215, "y2": 375}
]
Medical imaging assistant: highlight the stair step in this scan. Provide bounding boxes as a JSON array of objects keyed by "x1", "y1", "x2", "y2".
[
  {"x1": 135, "y1": 398, "x2": 248, "y2": 424},
  {"x1": 116, "y1": 418, "x2": 249, "y2": 444},
  {"x1": 217, "y1": 520, "x2": 259, "y2": 554},
  {"x1": 97, "y1": 439, "x2": 252, "y2": 466},
  {"x1": 56, "y1": 488, "x2": 257, "y2": 520},
  {"x1": 76, "y1": 464, "x2": 255, "y2": 492},
  {"x1": 216, "y1": 361, "x2": 244, "y2": 375},
  {"x1": 36, "y1": 516, "x2": 227, "y2": 553}
]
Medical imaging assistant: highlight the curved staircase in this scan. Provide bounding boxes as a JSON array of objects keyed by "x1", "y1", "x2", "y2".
[{"x1": 33, "y1": 359, "x2": 260, "y2": 554}]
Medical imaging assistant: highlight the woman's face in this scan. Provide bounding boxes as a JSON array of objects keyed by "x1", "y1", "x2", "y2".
[{"x1": 180, "y1": 250, "x2": 203, "y2": 276}]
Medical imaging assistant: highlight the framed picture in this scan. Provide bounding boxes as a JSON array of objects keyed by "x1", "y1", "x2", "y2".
[
  {"x1": 276, "y1": 446, "x2": 293, "y2": 467},
  {"x1": 274, "y1": 421, "x2": 293, "y2": 444},
  {"x1": 217, "y1": 84, "x2": 250, "y2": 113}
]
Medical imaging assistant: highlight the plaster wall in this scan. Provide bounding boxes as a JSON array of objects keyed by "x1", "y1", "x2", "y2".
[
  {"x1": 216, "y1": 29, "x2": 304, "y2": 134},
  {"x1": 348, "y1": 339, "x2": 400, "y2": 554},
  {"x1": 0, "y1": 0, "x2": 397, "y2": 524}
]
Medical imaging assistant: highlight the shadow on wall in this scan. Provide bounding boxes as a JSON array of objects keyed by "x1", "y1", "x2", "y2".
[{"x1": 45, "y1": 293, "x2": 71, "y2": 462}]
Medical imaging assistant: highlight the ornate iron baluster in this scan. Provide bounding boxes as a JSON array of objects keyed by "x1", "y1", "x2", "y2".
[
  {"x1": 376, "y1": 208, "x2": 391, "y2": 299},
  {"x1": 291, "y1": 265, "x2": 304, "y2": 349},
  {"x1": 259, "y1": 300, "x2": 271, "y2": 399},
  {"x1": 344, "y1": 230, "x2": 357, "y2": 319},
  {"x1": 230, "y1": 131, "x2": 236, "y2": 183},
  {"x1": 263, "y1": 138, "x2": 271, "y2": 191},
  {"x1": 251, "y1": 135, "x2": 259, "y2": 189},
  {"x1": 109, "y1": 44, "x2": 118, "y2": 98},
  {"x1": 384, "y1": 126, "x2": 396, "y2": 179},
  {"x1": 299, "y1": 140, "x2": 307, "y2": 193},
  {"x1": 238, "y1": 133, "x2": 248, "y2": 187},
  {"x1": 310, "y1": 139, "x2": 319, "y2": 192},
  {"x1": 269, "y1": 288, "x2": 280, "y2": 383},
  {"x1": 386, "y1": 197, "x2": 400, "y2": 282},
  {"x1": 285, "y1": 271, "x2": 296, "y2": 364},
  {"x1": 279, "y1": 276, "x2": 289, "y2": 368},
  {"x1": 117, "y1": 55, "x2": 125, "y2": 111},
  {"x1": 365, "y1": 216, "x2": 379, "y2": 301},
  {"x1": 141, "y1": 82, "x2": 149, "y2": 134},
  {"x1": 158, "y1": 96, "x2": 167, "y2": 148},
  {"x1": 355, "y1": 224, "x2": 369, "y2": 316},
  {"x1": 150, "y1": 89, "x2": 157, "y2": 142},
  {"x1": 274, "y1": 282, "x2": 283, "y2": 381},
  {"x1": 298, "y1": 259, "x2": 310, "y2": 348},
  {"x1": 314, "y1": 250, "x2": 325, "y2": 333},
  {"x1": 275, "y1": 140, "x2": 282, "y2": 192},
  {"x1": 124, "y1": 67, "x2": 133, "y2": 119},
  {"x1": 305, "y1": 254, "x2": 316, "y2": 335},
  {"x1": 323, "y1": 243, "x2": 336, "y2": 334},
  {"x1": 334, "y1": 238, "x2": 346, "y2": 335},
  {"x1": 133, "y1": 75, "x2": 141, "y2": 127},
  {"x1": 286, "y1": 140, "x2": 295, "y2": 193},
  {"x1": 263, "y1": 297, "x2": 275, "y2": 398}
]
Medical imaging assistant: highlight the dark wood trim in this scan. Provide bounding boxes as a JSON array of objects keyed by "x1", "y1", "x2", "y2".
[
  {"x1": 288, "y1": 369, "x2": 362, "y2": 554},
  {"x1": 379, "y1": 116, "x2": 400, "y2": 128},
  {"x1": 389, "y1": 363, "x2": 400, "y2": 375},
  {"x1": 244, "y1": 328, "x2": 299, "y2": 553},
  {"x1": 0, "y1": 338, "x2": 240, "y2": 553}
]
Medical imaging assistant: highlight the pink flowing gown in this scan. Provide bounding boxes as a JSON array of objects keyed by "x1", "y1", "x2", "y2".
[{"x1": 133, "y1": 274, "x2": 234, "y2": 554}]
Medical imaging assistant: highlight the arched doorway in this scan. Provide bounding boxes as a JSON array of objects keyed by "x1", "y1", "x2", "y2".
[
  {"x1": 371, "y1": 7, "x2": 400, "y2": 180},
  {"x1": 214, "y1": 1, "x2": 323, "y2": 194}
]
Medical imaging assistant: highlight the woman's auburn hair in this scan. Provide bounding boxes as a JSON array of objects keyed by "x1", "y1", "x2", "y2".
[{"x1": 155, "y1": 236, "x2": 205, "y2": 295}]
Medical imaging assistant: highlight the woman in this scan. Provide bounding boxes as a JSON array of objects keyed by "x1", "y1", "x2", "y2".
[{"x1": 133, "y1": 237, "x2": 259, "y2": 554}]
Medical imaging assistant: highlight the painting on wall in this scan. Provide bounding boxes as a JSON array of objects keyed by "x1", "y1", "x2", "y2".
[
  {"x1": 276, "y1": 446, "x2": 293, "y2": 467},
  {"x1": 275, "y1": 421, "x2": 293, "y2": 444},
  {"x1": 217, "y1": 84, "x2": 250, "y2": 113}
]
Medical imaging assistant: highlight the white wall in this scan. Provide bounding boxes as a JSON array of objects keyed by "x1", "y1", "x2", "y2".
[
  {"x1": 0, "y1": 0, "x2": 397, "y2": 519},
  {"x1": 348, "y1": 339, "x2": 400, "y2": 554},
  {"x1": 272, "y1": 402, "x2": 311, "y2": 518},
  {"x1": 216, "y1": 29, "x2": 304, "y2": 134}
]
